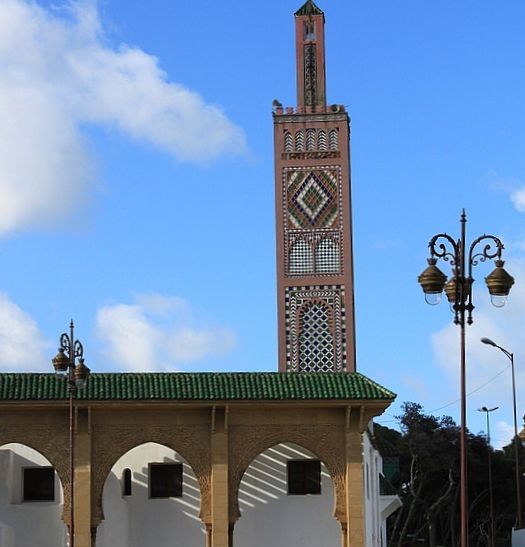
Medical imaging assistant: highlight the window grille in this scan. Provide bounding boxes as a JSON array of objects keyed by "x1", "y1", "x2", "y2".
[
  {"x1": 287, "y1": 460, "x2": 321, "y2": 494},
  {"x1": 149, "y1": 463, "x2": 183, "y2": 498}
]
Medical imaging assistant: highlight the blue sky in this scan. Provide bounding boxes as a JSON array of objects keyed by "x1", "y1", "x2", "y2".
[{"x1": 1, "y1": 0, "x2": 525, "y2": 448}]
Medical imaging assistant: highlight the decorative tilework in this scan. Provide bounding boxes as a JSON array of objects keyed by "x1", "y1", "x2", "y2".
[
  {"x1": 285, "y1": 285, "x2": 347, "y2": 372},
  {"x1": 315, "y1": 237, "x2": 339, "y2": 273},
  {"x1": 318, "y1": 130, "x2": 327, "y2": 151},
  {"x1": 284, "y1": 131, "x2": 293, "y2": 152},
  {"x1": 286, "y1": 232, "x2": 341, "y2": 276},
  {"x1": 289, "y1": 239, "x2": 313, "y2": 274},
  {"x1": 299, "y1": 303, "x2": 334, "y2": 372},
  {"x1": 295, "y1": 130, "x2": 305, "y2": 152},
  {"x1": 286, "y1": 169, "x2": 339, "y2": 229},
  {"x1": 306, "y1": 129, "x2": 316, "y2": 151},
  {"x1": 329, "y1": 129, "x2": 339, "y2": 151}
]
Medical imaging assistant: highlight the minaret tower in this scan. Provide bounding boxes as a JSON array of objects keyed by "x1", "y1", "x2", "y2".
[{"x1": 274, "y1": 0, "x2": 356, "y2": 373}]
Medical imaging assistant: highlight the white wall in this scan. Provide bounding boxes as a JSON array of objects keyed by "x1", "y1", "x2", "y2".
[
  {"x1": 0, "y1": 443, "x2": 67, "y2": 547},
  {"x1": 363, "y1": 432, "x2": 382, "y2": 547},
  {"x1": 234, "y1": 442, "x2": 341, "y2": 547},
  {"x1": 96, "y1": 442, "x2": 205, "y2": 547}
]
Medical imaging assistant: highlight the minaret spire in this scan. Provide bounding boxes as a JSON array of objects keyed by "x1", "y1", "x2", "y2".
[
  {"x1": 273, "y1": 4, "x2": 356, "y2": 374},
  {"x1": 294, "y1": 0, "x2": 326, "y2": 110}
]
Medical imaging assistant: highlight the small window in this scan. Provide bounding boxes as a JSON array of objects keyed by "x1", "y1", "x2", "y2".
[
  {"x1": 23, "y1": 467, "x2": 55, "y2": 502},
  {"x1": 287, "y1": 460, "x2": 321, "y2": 495},
  {"x1": 304, "y1": 21, "x2": 316, "y2": 41},
  {"x1": 122, "y1": 468, "x2": 132, "y2": 497},
  {"x1": 150, "y1": 463, "x2": 183, "y2": 498}
]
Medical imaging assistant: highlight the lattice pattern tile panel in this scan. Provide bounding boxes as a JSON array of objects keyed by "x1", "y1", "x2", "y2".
[
  {"x1": 289, "y1": 239, "x2": 313, "y2": 274},
  {"x1": 298, "y1": 303, "x2": 334, "y2": 372},
  {"x1": 286, "y1": 232, "x2": 342, "y2": 276},
  {"x1": 285, "y1": 285, "x2": 347, "y2": 372},
  {"x1": 315, "y1": 238, "x2": 339, "y2": 273}
]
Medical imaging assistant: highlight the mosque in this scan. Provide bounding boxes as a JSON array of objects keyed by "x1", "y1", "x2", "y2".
[{"x1": 0, "y1": 2, "x2": 400, "y2": 546}]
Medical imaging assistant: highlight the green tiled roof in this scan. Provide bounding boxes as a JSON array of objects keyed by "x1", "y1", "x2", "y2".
[
  {"x1": 295, "y1": 0, "x2": 324, "y2": 17},
  {"x1": 0, "y1": 372, "x2": 395, "y2": 402}
]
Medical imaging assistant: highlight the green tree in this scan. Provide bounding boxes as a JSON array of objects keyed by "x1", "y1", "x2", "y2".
[{"x1": 377, "y1": 402, "x2": 517, "y2": 547}]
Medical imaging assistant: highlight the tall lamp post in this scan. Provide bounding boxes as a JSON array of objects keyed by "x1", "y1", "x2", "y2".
[
  {"x1": 52, "y1": 321, "x2": 90, "y2": 547},
  {"x1": 477, "y1": 405, "x2": 499, "y2": 547},
  {"x1": 417, "y1": 210, "x2": 514, "y2": 547},
  {"x1": 480, "y1": 337, "x2": 522, "y2": 529}
]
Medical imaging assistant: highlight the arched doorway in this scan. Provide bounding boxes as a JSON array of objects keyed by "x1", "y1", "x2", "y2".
[
  {"x1": 0, "y1": 443, "x2": 67, "y2": 546},
  {"x1": 234, "y1": 442, "x2": 340, "y2": 547},
  {"x1": 97, "y1": 442, "x2": 205, "y2": 547}
]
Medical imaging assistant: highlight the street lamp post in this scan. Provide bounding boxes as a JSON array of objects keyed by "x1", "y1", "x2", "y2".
[
  {"x1": 417, "y1": 210, "x2": 514, "y2": 547},
  {"x1": 477, "y1": 405, "x2": 499, "y2": 547},
  {"x1": 52, "y1": 321, "x2": 90, "y2": 547},
  {"x1": 480, "y1": 337, "x2": 523, "y2": 530}
]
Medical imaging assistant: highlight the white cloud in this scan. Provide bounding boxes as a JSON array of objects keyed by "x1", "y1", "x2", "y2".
[
  {"x1": 493, "y1": 420, "x2": 514, "y2": 450},
  {"x1": 95, "y1": 293, "x2": 236, "y2": 371},
  {"x1": 0, "y1": 293, "x2": 49, "y2": 371},
  {"x1": 511, "y1": 187, "x2": 525, "y2": 213},
  {"x1": 0, "y1": 0, "x2": 246, "y2": 236}
]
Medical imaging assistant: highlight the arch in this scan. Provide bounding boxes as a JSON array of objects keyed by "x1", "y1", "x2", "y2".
[
  {"x1": 318, "y1": 129, "x2": 327, "y2": 151},
  {"x1": 284, "y1": 131, "x2": 293, "y2": 152},
  {"x1": 298, "y1": 302, "x2": 335, "y2": 372},
  {"x1": 235, "y1": 442, "x2": 340, "y2": 547},
  {"x1": 315, "y1": 238, "x2": 339, "y2": 273},
  {"x1": 306, "y1": 128, "x2": 316, "y2": 151},
  {"x1": 97, "y1": 442, "x2": 205, "y2": 547},
  {"x1": 91, "y1": 424, "x2": 210, "y2": 526},
  {"x1": 329, "y1": 128, "x2": 339, "y2": 151},
  {"x1": 0, "y1": 443, "x2": 67, "y2": 546},
  {"x1": 289, "y1": 239, "x2": 313, "y2": 275},
  {"x1": 0, "y1": 425, "x2": 70, "y2": 522},
  {"x1": 295, "y1": 130, "x2": 305, "y2": 152},
  {"x1": 229, "y1": 425, "x2": 346, "y2": 525}
]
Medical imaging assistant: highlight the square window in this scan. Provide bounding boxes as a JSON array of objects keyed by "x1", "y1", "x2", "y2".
[
  {"x1": 23, "y1": 467, "x2": 55, "y2": 502},
  {"x1": 149, "y1": 463, "x2": 183, "y2": 498},
  {"x1": 287, "y1": 460, "x2": 321, "y2": 495}
]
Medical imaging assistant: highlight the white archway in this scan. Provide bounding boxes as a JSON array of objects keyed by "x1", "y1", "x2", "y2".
[
  {"x1": 97, "y1": 442, "x2": 205, "y2": 547},
  {"x1": 235, "y1": 442, "x2": 340, "y2": 547},
  {"x1": 0, "y1": 443, "x2": 67, "y2": 547}
]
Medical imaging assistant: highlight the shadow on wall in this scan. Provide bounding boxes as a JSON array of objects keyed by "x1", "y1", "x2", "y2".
[
  {"x1": 235, "y1": 442, "x2": 341, "y2": 547},
  {"x1": 97, "y1": 442, "x2": 205, "y2": 547},
  {"x1": 0, "y1": 443, "x2": 67, "y2": 547}
]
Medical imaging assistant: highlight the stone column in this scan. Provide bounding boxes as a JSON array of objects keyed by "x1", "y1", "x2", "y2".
[
  {"x1": 340, "y1": 521, "x2": 348, "y2": 547},
  {"x1": 211, "y1": 407, "x2": 229, "y2": 547},
  {"x1": 74, "y1": 407, "x2": 92, "y2": 547},
  {"x1": 346, "y1": 428, "x2": 365, "y2": 546}
]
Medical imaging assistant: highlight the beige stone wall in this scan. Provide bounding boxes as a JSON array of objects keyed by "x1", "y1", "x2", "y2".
[{"x1": 0, "y1": 400, "x2": 388, "y2": 546}]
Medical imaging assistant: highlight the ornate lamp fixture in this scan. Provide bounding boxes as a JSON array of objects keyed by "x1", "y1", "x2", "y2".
[
  {"x1": 52, "y1": 321, "x2": 90, "y2": 547},
  {"x1": 418, "y1": 210, "x2": 514, "y2": 547}
]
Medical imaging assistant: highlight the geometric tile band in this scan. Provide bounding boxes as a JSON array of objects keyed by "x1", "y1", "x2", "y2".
[{"x1": 285, "y1": 285, "x2": 346, "y2": 372}]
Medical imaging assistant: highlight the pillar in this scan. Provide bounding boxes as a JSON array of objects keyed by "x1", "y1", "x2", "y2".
[
  {"x1": 74, "y1": 407, "x2": 92, "y2": 547},
  {"x1": 211, "y1": 407, "x2": 229, "y2": 547},
  {"x1": 346, "y1": 429, "x2": 365, "y2": 546}
]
